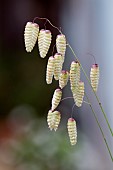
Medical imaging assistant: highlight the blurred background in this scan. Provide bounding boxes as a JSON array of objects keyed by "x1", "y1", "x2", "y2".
[{"x1": 0, "y1": 0, "x2": 113, "y2": 169}]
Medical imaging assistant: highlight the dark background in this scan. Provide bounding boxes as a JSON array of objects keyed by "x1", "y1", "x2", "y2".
[{"x1": 1, "y1": 0, "x2": 63, "y2": 118}]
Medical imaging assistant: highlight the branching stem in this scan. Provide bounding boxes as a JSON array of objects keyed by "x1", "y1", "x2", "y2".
[
  {"x1": 33, "y1": 17, "x2": 62, "y2": 34},
  {"x1": 86, "y1": 52, "x2": 97, "y2": 64},
  {"x1": 32, "y1": 17, "x2": 113, "y2": 160},
  {"x1": 71, "y1": 103, "x2": 76, "y2": 118},
  {"x1": 67, "y1": 43, "x2": 113, "y2": 136},
  {"x1": 61, "y1": 97, "x2": 74, "y2": 102}
]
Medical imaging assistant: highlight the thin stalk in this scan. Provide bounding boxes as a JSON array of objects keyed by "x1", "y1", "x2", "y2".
[
  {"x1": 71, "y1": 103, "x2": 76, "y2": 118},
  {"x1": 68, "y1": 43, "x2": 113, "y2": 136},
  {"x1": 33, "y1": 17, "x2": 113, "y2": 136},
  {"x1": 61, "y1": 97, "x2": 73, "y2": 102},
  {"x1": 33, "y1": 17, "x2": 62, "y2": 34},
  {"x1": 85, "y1": 92, "x2": 113, "y2": 161}
]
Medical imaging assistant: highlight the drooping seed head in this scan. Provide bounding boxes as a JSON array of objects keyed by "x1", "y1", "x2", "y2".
[
  {"x1": 56, "y1": 34, "x2": 66, "y2": 62},
  {"x1": 70, "y1": 61, "x2": 80, "y2": 93},
  {"x1": 47, "y1": 110, "x2": 61, "y2": 131},
  {"x1": 38, "y1": 29, "x2": 52, "y2": 58},
  {"x1": 59, "y1": 70, "x2": 69, "y2": 89},
  {"x1": 24, "y1": 22, "x2": 39, "y2": 52},
  {"x1": 54, "y1": 53, "x2": 64, "y2": 80},
  {"x1": 74, "y1": 81, "x2": 84, "y2": 107},
  {"x1": 46, "y1": 56, "x2": 55, "y2": 84},
  {"x1": 67, "y1": 118, "x2": 77, "y2": 145},
  {"x1": 90, "y1": 64, "x2": 99, "y2": 92},
  {"x1": 51, "y1": 88, "x2": 62, "y2": 111}
]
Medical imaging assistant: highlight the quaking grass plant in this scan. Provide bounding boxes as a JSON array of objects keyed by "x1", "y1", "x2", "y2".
[{"x1": 24, "y1": 17, "x2": 113, "y2": 161}]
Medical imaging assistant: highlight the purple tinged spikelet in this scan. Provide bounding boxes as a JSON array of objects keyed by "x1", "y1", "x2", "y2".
[{"x1": 67, "y1": 118, "x2": 77, "y2": 145}]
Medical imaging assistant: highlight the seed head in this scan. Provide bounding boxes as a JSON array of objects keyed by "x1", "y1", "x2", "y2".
[
  {"x1": 38, "y1": 29, "x2": 52, "y2": 58},
  {"x1": 24, "y1": 22, "x2": 39, "y2": 52},
  {"x1": 47, "y1": 110, "x2": 61, "y2": 131},
  {"x1": 67, "y1": 118, "x2": 77, "y2": 145}
]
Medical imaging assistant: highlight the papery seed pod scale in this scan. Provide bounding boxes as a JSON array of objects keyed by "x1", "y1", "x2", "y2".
[
  {"x1": 38, "y1": 29, "x2": 52, "y2": 58},
  {"x1": 51, "y1": 88, "x2": 62, "y2": 111},
  {"x1": 90, "y1": 64, "x2": 99, "y2": 92},
  {"x1": 74, "y1": 81, "x2": 84, "y2": 107},
  {"x1": 56, "y1": 34, "x2": 66, "y2": 62},
  {"x1": 47, "y1": 110, "x2": 61, "y2": 131},
  {"x1": 70, "y1": 61, "x2": 80, "y2": 93},
  {"x1": 24, "y1": 22, "x2": 39, "y2": 52},
  {"x1": 46, "y1": 56, "x2": 55, "y2": 84},
  {"x1": 67, "y1": 118, "x2": 77, "y2": 145},
  {"x1": 54, "y1": 53, "x2": 64, "y2": 80},
  {"x1": 59, "y1": 70, "x2": 69, "y2": 89}
]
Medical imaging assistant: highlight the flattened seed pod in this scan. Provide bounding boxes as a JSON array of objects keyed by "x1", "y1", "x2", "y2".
[
  {"x1": 51, "y1": 88, "x2": 62, "y2": 111},
  {"x1": 56, "y1": 34, "x2": 66, "y2": 62},
  {"x1": 38, "y1": 29, "x2": 52, "y2": 58},
  {"x1": 46, "y1": 56, "x2": 55, "y2": 84},
  {"x1": 59, "y1": 70, "x2": 69, "y2": 89},
  {"x1": 74, "y1": 81, "x2": 84, "y2": 107},
  {"x1": 47, "y1": 110, "x2": 61, "y2": 131},
  {"x1": 70, "y1": 61, "x2": 80, "y2": 93},
  {"x1": 24, "y1": 22, "x2": 39, "y2": 52},
  {"x1": 67, "y1": 118, "x2": 77, "y2": 145},
  {"x1": 54, "y1": 53, "x2": 64, "y2": 80},
  {"x1": 90, "y1": 64, "x2": 99, "y2": 92}
]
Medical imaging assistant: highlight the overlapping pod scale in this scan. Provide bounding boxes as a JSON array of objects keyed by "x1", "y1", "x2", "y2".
[
  {"x1": 38, "y1": 29, "x2": 52, "y2": 58},
  {"x1": 46, "y1": 56, "x2": 55, "y2": 84},
  {"x1": 59, "y1": 70, "x2": 69, "y2": 89},
  {"x1": 24, "y1": 22, "x2": 39, "y2": 52},
  {"x1": 75, "y1": 81, "x2": 84, "y2": 107},
  {"x1": 90, "y1": 64, "x2": 99, "y2": 92},
  {"x1": 51, "y1": 88, "x2": 62, "y2": 111},
  {"x1": 67, "y1": 118, "x2": 77, "y2": 145},
  {"x1": 54, "y1": 53, "x2": 64, "y2": 80},
  {"x1": 70, "y1": 61, "x2": 80, "y2": 93},
  {"x1": 47, "y1": 110, "x2": 61, "y2": 131},
  {"x1": 56, "y1": 34, "x2": 66, "y2": 63}
]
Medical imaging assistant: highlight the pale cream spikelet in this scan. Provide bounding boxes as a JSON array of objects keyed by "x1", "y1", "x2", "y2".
[
  {"x1": 74, "y1": 81, "x2": 84, "y2": 107},
  {"x1": 70, "y1": 61, "x2": 80, "y2": 93},
  {"x1": 59, "y1": 70, "x2": 69, "y2": 89},
  {"x1": 24, "y1": 22, "x2": 39, "y2": 52},
  {"x1": 67, "y1": 118, "x2": 77, "y2": 145},
  {"x1": 90, "y1": 64, "x2": 99, "y2": 92},
  {"x1": 54, "y1": 53, "x2": 64, "y2": 80},
  {"x1": 38, "y1": 29, "x2": 52, "y2": 58},
  {"x1": 47, "y1": 110, "x2": 61, "y2": 131},
  {"x1": 46, "y1": 56, "x2": 55, "y2": 84},
  {"x1": 51, "y1": 88, "x2": 62, "y2": 111},
  {"x1": 56, "y1": 34, "x2": 66, "y2": 62}
]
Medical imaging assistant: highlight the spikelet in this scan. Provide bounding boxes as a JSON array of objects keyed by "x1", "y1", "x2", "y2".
[
  {"x1": 51, "y1": 88, "x2": 62, "y2": 111},
  {"x1": 46, "y1": 56, "x2": 55, "y2": 84},
  {"x1": 56, "y1": 34, "x2": 66, "y2": 62},
  {"x1": 90, "y1": 64, "x2": 99, "y2": 92},
  {"x1": 70, "y1": 61, "x2": 80, "y2": 93},
  {"x1": 47, "y1": 110, "x2": 61, "y2": 131},
  {"x1": 24, "y1": 22, "x2": 39, "y2": 52},
  {"x1": 54, "y1": 53, "x2": 64, "y2": 80},
  {"x1": 59, "y1": 70, "x2": 69, "y2": 89},
  {"x1": 38, "y1": 29, "x2": 52, "y2": 58},
  {"x1": 74, "y1": 81, "x2": 84, "y2": 107},
  {"x1": 67, "y1": 118, "x2": 77, "y2": 145}
]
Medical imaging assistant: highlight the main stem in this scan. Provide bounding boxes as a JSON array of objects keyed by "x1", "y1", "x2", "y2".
[
  {"x1": 68, "y1": 43, "x2": 113, "y2": 136},
  {"x1": 85, "y1": 92, "x2": 113, "y2": 161}
]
